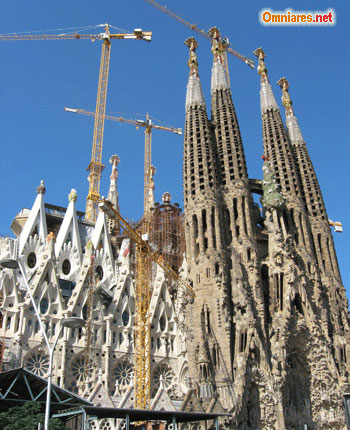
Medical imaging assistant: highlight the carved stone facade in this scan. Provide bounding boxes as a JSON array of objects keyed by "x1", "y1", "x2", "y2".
[
  {"x1": 0, "y1": 181, "x2": 189, "y2": 426},
  {"x1": 182, "y1": 41, "x2": 349, "y2": 430},
  {"x1": 0, "y1": 42, "x2": 349, "y2": 430}
]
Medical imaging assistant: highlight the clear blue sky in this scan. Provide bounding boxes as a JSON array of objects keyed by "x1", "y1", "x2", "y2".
[{"x1": 1, "y1": 0, "x2": 349, "y2": 296}]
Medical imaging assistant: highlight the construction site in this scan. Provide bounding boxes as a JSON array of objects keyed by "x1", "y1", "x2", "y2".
[{"x1": 0, "y1": 1, "x2": 350, "y2": 429}]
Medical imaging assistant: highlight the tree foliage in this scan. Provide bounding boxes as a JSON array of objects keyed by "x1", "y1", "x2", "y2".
[{"x1": 0, "y1": 402, "x2": 66, "y2": 430}]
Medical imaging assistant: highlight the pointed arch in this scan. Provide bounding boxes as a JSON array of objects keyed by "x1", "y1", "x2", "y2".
[
  {"x1": 91, "y1": 212, "x2": 114, "y2": 270},
  {"x1": 55, "y1": 195, "x2": 82, "y2": 263},
  {"x1": 19, "y1": 189, "x2": 47, "y2": 254}
]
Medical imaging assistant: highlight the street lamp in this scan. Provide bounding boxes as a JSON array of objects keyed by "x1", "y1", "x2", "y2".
[{"x1": 0, "y1": 258, "x2": 85, "y2": 430}]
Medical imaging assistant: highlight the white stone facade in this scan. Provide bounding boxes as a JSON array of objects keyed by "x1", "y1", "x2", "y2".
[{"x1": 0, "y1": 185, "x2": 189, "y2": 411}]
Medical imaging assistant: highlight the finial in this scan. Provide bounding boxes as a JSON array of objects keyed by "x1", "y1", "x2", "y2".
[
  {"x1": 107, "y1": 154, "x2": 120, "y2": 214},
  {"x1": 278, "y1": 78, "x2": 303, "y2": 142},
  {"x1": 185, "y1": 37, "x2": 199, "y2": 77},
  {"x1": 110, "y1": 154, "x2": 120, "y2": 178},
  {"x1": 185, "y1": 37, "x2": 206, "y2": 108},
  {"x1": 208, "y1": 27, "x2": 224, "y2": 64},
  {"x1": 253, "y1": 47, "x2": 268, "y2": 83},
  {"x1": 277, "y1": 77, "x2": 294, "y2": 115},
  {"x1": 209, "y1": 27, "x2": 229, "y2": 91},
  {"x1": 46, "y1": 232, "x2": 56, "y2": 243},
  {"x1": 162, "y1": 192, "x2": 172, "y2": 204},
  {"x1": 109, "y1": 154, "x2": 120, "y2": 184},
  {"x1": 68, "y1": 188, "x2": 78, "y2": 203},
  {"x1": 36, "y1": 180, "x2": 46, "y2": 195},
  {"x1": 85, "y1": 240, "x2": 95, "y2": 253}
]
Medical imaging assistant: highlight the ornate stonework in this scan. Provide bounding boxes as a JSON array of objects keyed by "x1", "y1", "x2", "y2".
[
  {"x1": 0, "y1": 43, "x2": 348, "y2": 430},
  {"x1": 182, "y1": 41, "x2": 349, "y2": 429}
]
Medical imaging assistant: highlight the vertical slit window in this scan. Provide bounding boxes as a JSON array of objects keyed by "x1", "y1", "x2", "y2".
[
  {"x1": 282, "y1": 210, "x2": 290, "y2": 234},
  {"x1": 211, "y1": 207, "x2": 217, "y2": 249},
  {"x1": 326, "y1": 238, "x2": 334, "y2": 273},
  {"x1": 192, "y1": 214, "x2": 199, "y2": 239},
  {"x1": 317, "y1": 233, "x2": 325, "y2": 268},
  {"x1": 242, "y1": 196, "x2": 248, "y2": 235},
  {"x1": 202, "y1": 209, "x2": 207, "y2": 233},
  {"x1": 280, "y1": 273, "x2": 284, "y2": 311},
  {"x1": 299, "y1": 213, "x2": 306, "y2": 246},
  {"x1": 224, "y1": 209, "x2": 232, "y2": 245}
]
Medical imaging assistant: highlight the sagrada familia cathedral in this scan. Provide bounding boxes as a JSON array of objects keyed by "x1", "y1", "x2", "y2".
[{"x1": 0, "y1": 32, "x2": 349, "y2": 430}]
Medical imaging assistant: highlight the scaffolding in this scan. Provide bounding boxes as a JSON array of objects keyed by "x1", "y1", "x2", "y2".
[
  {"x1": 150, "y1": 192, "x2": 185, "y2": 275},
  {"x1": 99, "y1": 199, "x2": 194, "y2": 410}
]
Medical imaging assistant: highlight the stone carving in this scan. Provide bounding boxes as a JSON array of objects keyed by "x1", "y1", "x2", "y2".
[{"x1": 0, "y1": 39, "x2": 349, "y2": 430}]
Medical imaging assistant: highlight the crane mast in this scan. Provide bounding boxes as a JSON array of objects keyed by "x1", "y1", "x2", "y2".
[
  {"x1": 86, "y1": 27, "x2": 111, "y2": 222},
  {"x1": 135, "y1": 240, "x2": 151, "y2": 409},
  {"x1": 0, "y1": 24, "x2": 152, "y2": 223},
  {"x1": 64, "y1": 107, "x2": 182, "y2": 225},
  {"x1": 99, "y1": 199, "x2": 194, "y2": 409},
  {"x1": 84, "y1": 25, "x2": 152, "y2": 222},
  {"x1": 144, "y1": 117, "x2": 153, "y2": 224},
  {"x1": 138, "y1": 115, "x2": 152, "y2": 409},
  {"x1": 65, "y1": 106, "x2": 182, "y2": 408}
]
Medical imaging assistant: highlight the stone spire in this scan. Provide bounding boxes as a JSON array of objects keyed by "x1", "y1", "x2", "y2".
[
  {"x1": 277, "y1": 77, "x2": 304, "y2": 142},
  {"x1": 107, "y1": 154, "x2": 120, "y2": 235},
  {"x1": 277, "y1": 77, "x2": 328, "y2": 220},
  {"x1": 183, "y1": 37, "x2": 233, "y2": 403},
  {"x1": 107, "y1": 155, "x2": 120, "y2": 212},
  {"x1": 254, "y1": 48, "x2": 303, "y2": 205},
  {"x1": 183, "y1": 37, "x2": 219, "y2": 206},
  {"x1": 148, "y1": 165, "x2": 156, "y2": 211},
  {"x1": 210, "y1": 27, "x2": 249, "y2": 188},
  {"x1": 253, "y1": 47, "x2": 278, "y2": 112},
  {"x1": 277, "y1": 77, "x2": 340, "y2": 278},
  {"x1": 185, "y1": 37, "x2": 206, "y2": 110}
]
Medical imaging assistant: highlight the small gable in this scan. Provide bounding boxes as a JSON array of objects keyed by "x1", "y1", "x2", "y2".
[
  {"x1": 89, "y1": 381, "x2": 115, "y2": 408},
  {"x1": 151, "y1": 387, "x2": 177, "y2": 411}
]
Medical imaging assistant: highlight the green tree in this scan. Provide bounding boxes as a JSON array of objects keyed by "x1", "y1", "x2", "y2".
[{"x1": 0, "y1": 402, "x2": 66, "y2": 430}]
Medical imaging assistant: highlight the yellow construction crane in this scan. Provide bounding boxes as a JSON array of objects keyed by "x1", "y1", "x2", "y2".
[
  {"x1": 0, "y1": 24, "x2": 152, "y2": 222},
  {"x1": 99, "y1": 199, "x2": 194, "y2": 410},
  {"x1": 64, "y1": 107, "x2": 182, "y2": 225},
  {"x1": 143, "y1": 0, "x2": 255, "y2": 74}
]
